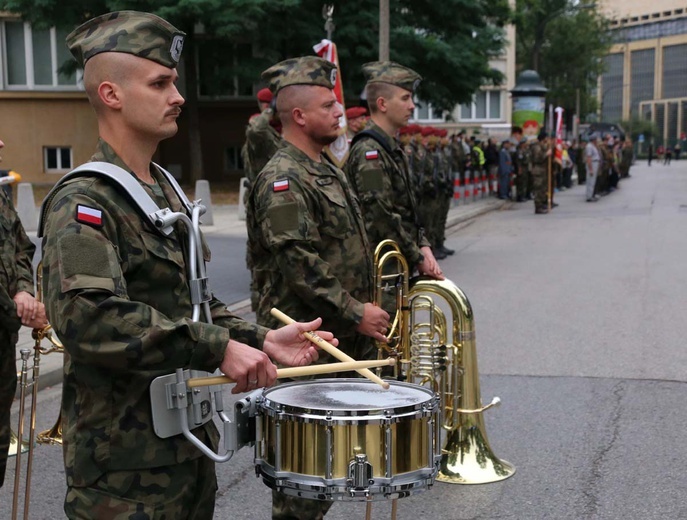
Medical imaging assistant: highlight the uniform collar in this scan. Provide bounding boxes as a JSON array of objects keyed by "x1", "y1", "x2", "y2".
[{"x1": 281, "y1": 140, "x2": 338, "y2": 177}]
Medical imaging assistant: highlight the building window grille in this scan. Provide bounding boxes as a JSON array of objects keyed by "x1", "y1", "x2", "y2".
[{"x1": 459, "y1": 90, "x2": 502, "y2": 121}]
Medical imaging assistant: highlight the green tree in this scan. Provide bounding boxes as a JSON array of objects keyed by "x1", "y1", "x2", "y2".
[{"x1": 515, "y1": 0, "x2": 610, "y2": 124}]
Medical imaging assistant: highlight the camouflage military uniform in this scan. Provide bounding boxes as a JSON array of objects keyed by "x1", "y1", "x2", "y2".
[
  {"x1": 247, "y1": 141, "x2": 374, "y2": 361},
  {"x1": 41, "y1": 139, "x2": 270, "y2": 518},
  {"x1": 0, "y1": 188, "x2": 35, "y2": 488},
  {"x1": 241, "y1": 108, "x2": 282, "y2": 188},
  {"x1": 435, "y1": 143, "x2": 454, "y2": 247},
  {"x1": 530, "y1": 140, "x2": 549, "y2": 212},
  {"x1": 345, "y1": 121, "x2": 430, "y2": 267}
]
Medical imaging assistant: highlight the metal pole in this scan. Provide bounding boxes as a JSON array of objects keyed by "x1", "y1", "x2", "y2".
[
  {"x1": 379, "y1": 0, "x2": 390, "y2": 61},
  {"x1": 574, "y1": 88, "x2": 580, "y2": 140}
]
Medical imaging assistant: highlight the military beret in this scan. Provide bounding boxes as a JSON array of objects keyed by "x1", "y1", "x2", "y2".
[
  {"x1": 262, "y1": 56, "x2": 337, "y2": 95},
  {"x1": 421, "y1": 126, "x2": 434, "y2": 137},
  {"x1": 346, "y1": 106, "x2": 368, "y2": 119},
  {"x1": 362, "y1": 61, "x2": 422, "y2": 92},
  {"x1": 256, "y1": 88, "x2": 273, "y2": 103},
  {"x1": 398, "y1": 126, "x2": 411, "y2": 135},
  {"x1": 66, "y1": 11, "x2": 185, "y2": 69},
  {"x1": 438, "y1": 129, "x2": 448, "y2": 138}
]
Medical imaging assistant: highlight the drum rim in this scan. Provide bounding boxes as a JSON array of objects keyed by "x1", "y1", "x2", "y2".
[{"x1": 259, "y1": 378, "x2": 437, "y2": 420}]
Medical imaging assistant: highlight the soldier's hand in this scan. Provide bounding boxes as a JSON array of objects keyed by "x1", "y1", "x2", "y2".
[
  {"x1": 263, "y1": 317, "x2": 330, "y2": 368},
  {"x1": 418, "y1": 246, "x2": 445, "y2": 280},
  {"x1": 356, "y1": 303, "x2": 390, "y2": 343},
  {"x1": 221, "y1": 339, "x2": 278, "y2": 394},
  {"x1": 13, "y1": 291, "x2": 38, "y2": 325},
  {"x1": 25, "y1": 302, "x2": 48, "y2": 330}
]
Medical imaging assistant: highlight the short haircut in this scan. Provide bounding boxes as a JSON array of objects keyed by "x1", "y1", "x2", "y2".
[{"x1": 366, "y1": 82, "x2": 396, "y2": 114}]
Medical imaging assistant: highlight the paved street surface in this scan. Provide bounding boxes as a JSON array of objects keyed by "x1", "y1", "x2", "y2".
[{"x1": 3, "y1": 161, "x2": 687, "y2": 519}]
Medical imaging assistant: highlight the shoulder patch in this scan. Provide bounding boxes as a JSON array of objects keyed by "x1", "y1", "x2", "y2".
[
  {"x1": 75, "y1": 204, "x2": 103, "y2": 227},
  {"x1": 273, "y1": 179, "x2": 290, "y2": 192},
  {"x1": 365, "y1": 150, "x2": 379, "y2": 160}
]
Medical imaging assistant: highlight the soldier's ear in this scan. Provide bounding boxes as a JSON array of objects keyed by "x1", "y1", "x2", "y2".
[
  {"x1": 98, "y1": 81, "x2": 123, "y2": 110},
  {"x1": 292, "y1": 106, "x2": 307, "y2": 128}
]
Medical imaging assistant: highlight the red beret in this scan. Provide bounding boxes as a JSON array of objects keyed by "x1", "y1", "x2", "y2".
[
  {"x1": 399, "y1": 126, "x2": 411, "y2": 135},
  {"x1": 421, "y1": 126, "x2": 434, "y2": 137},
  {"x1": 346, "y1": 106, "x2": 368, "y2": 119},
  {"x1": 409, "y1": 124, "x2": 422, "y2": 135},
  {"x1": 257, "y1": 88, "x2": 273, "y2": 103},
  {"x1": 438, "y1": 129, "x2": 448, "y2": 138}
]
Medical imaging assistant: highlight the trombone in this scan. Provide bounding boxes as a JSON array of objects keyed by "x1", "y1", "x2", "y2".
[{"x1": 11, "y1": 263, "x2": 63, "y2": 520}]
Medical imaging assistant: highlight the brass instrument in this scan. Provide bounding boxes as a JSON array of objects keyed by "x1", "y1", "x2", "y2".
[
  {"x1": 11, "y1": 263, "x2": 64, "y2": 520},
  {"x1": 373, "y1": 240, "x2": 515, "y2": 484}
]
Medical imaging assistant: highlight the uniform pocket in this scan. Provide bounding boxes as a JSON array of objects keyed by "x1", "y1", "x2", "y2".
[{"x1": 319, "y1": 184, "x2": 353, "y2": 238}]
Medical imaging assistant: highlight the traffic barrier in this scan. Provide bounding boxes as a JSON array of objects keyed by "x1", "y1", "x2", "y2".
[
  {"x1": 195, "y1": 180, "x2": 214, "y2": 225},
  {"x1": 16, "y1": 183, "x2": 37, "y2": 232},
  {"x1": 464, "y1": 170, "x2": 472, "y2": 204},
  {"x1": 474, "y1": 169, "x2": 481, "y2": 200},
  {"x1": 453, "y1": 173, "x2": 461, "y2": 206}
]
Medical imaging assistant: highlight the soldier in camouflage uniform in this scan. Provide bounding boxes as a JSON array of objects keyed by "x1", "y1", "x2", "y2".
[
  {"x1": 435, "y1": 130, "x2": 455, "y2": 256},
  {"x1": 40, "y1": 12, "x2": 329, "y2": 518},
  {"x1": 345, "y1": 62, "x2": 443, "y2": 290},
  {"x1": 0, "y1": 138, "x2": 48, "y2": 488},
  {"x1": 531, "y1": 132, "x2": 551, "y2": 214},
  {"x1": 241, "y1": 88, "x2": 282, "y2": 188},
  {"x1": 248, "y1": 56, "x2": 390, "y2": 520}
]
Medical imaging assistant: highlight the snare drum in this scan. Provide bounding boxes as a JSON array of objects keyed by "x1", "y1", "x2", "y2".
[{"x1": 254, "y1": 378, "x2": 441, "y2": 501}]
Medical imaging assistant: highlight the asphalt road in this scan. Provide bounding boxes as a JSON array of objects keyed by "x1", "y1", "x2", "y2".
[{"x1": 4, "y1": 160, "x2": 687, "y2": 519}]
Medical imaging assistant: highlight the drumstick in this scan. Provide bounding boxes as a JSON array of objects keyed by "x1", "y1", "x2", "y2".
[
  {"x1": 270, "y1": 307, "x2": 390, "y2": 389},
  {"x1": 186, "y1": 358, "x2": 395, "y2": 388}
]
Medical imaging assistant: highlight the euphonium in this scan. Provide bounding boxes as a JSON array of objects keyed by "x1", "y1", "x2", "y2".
[{"x1": 373, "y1": 240, "x2": 515, "y2": 484}]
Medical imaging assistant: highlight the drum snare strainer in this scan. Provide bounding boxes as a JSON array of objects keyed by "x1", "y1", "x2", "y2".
[{"x1": 254, "y1": 378, "x2": 441, "y2": 501}]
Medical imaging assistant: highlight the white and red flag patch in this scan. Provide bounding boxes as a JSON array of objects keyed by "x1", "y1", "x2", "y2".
[
  {"x1": 76, "y1": 204, "x2": 103, "y2": 226},
  {"x1": 273, "y1": 179, "x2": 290, "y2": 192},
  {"x1": 365, "y1": 150, "x2": 379, "y2": 160}
]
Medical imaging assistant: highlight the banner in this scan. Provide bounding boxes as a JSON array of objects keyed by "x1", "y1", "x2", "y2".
[
  {"x1": 554, "y1": 106, "x2": 564, "y2": 166},
  {"x1": 314, "y1": 39, "x2": 349, "y2": 166}
]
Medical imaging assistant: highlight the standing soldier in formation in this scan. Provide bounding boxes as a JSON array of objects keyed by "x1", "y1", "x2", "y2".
[
  {"x1": 435, "y1": 129, "x2": 455, "y2": 256},
  {"x1": 40, "y1": 12, "x2": 328, "y2": 517},
  {"x1": 0, "y1": 139, "x2": 48, "y2": 489},
  {"x1": 531, "y1": 131, "x2": 551, "y2": 214},
  {"x1": 345, "y1": 105, "x2": 368, "y2": 143},
  {"x1": 515, "y1": 139, "x2": 531, "y2": 202},
  {"x1": 241, "y1": 87, "x2": 283, "y2": 187},
  {"x1": 247, "y1": 55, "x2": 390, "y2": 520},
  {"x1": 619, "y1": 139, "x2": 633, "y2": 178},
  {"x1": 242, "y1": 87, "x2": 283, "y2": 311},
  {"x1": 345, "y1": 61, "x2": 443, "y2": 293},
  {"x1": 418, "y1": 128, "x2": 445, "y2": 259}
]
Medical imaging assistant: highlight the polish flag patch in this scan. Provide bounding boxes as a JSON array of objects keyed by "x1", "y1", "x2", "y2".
[
  {"x1": 273, "y1": 179, "x2": 290, "y2": 192},
  {"x1": 365, "y1": 150, "x2": 379, "y2": 160},
  {"x1": 76, "y1": 205, "x2": 103, "y2": 226}
]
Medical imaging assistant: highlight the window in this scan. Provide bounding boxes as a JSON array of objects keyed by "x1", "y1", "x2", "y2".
[
  {"x1": 412, "y1": 100, "x2": 445, "y2": 123},
  {"x1": 459, "y1": 90, "x2": 502, "y2": 121},
  {"x1": 44, "y1": 146, "x2": 72, "y2": 172},
  {"x1": 225, "y1": 146, "x2": 244, "y2": 171},
  {"x1": 2, "y1": 21, "x2": 80, "y2": 89}
]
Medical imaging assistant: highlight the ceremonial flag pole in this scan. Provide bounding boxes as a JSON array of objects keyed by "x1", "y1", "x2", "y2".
[{"x1": 314, "y1": 38, "x2": 349, "y2": 167}]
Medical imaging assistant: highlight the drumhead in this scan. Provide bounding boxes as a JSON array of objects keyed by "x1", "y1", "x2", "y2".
[{"x1": 261, "y1": 378, "x2": 434, "y2": 416}]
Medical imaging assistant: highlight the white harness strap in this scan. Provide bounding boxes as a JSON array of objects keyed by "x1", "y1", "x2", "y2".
[{"x1": 38, "y1": 161, "x2": 201, "y2": 238}]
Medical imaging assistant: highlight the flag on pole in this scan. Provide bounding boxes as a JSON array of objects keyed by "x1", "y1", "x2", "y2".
[
  {"x1": 554, "y1": 106, "x2": 564, "y2": 166},
  {"x1": 314, "y1": 39, "x2": 349, "y2": 166}
]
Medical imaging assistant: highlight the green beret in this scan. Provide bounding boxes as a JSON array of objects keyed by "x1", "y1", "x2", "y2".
[
  {"x1": 362, "y1": 61, "x2": 422, "y2": 92},
  {"x1": 262, "y1": 56, "x2": 337, "y2": 95},
  {"x1": 66, "y1": 11, "x2": 185, "y2": 69}
]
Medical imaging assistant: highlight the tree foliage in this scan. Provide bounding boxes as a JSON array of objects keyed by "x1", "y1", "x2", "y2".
[
  {"x1": 515, "y1": 0, "x2": 611, "y2": 123},
  {"x1": 2, "y1": 0, "x2": 511, "y2": 114}
]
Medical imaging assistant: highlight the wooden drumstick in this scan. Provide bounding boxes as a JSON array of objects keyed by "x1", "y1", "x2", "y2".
[
  {"x1": 186, "y1": 358, "x2": 396, "y2": 388},
  {"x1": 270, "y1": 308, "x2": 391, "y2": 389}
]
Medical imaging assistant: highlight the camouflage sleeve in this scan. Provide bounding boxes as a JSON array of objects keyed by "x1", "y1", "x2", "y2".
[
  {"x1": 0, "y1": 284, "x2": 21, "y2": 332},
  {"x1": 210, "y1": 298, "x2": 269, "y2": 347},
  {"x1": 245, "y1": 110, "x2": 281, "y2": 180},
  {"x1": 42, "y1": 189, "x2": 231, "y2": 374},
  {"x1": 8, "y1": 193, "x2": 36, "y2": 295},
  {"x1": 345, "y1": 146, "x2": 424, "y2": 266},
  {"x1": 254, "y1": 173, "x2": 365, "y2": 326}
]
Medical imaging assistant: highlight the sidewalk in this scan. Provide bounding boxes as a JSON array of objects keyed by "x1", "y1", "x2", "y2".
[{"x1": 15, "y1": 194, "x2": 507, "y2": 394}]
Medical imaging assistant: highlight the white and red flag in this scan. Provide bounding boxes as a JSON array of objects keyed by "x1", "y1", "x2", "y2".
[
  {"x1": 554, "y1": 106, "x2": 564, "y2": 166},
  {"x1": 314, "y1": 39, "x2": 349, "y2": 166}
]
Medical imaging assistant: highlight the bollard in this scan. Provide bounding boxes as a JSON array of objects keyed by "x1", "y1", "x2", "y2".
[
  {"x1": 453, "y1": 173, "x2": 461, "y2": 207},
  {"x1": 195, "y1": 180, "x2": 214, "y2": 225},
  {"x1": 464, "y1": 170, "x2": 472, "y2": 205},
  {"x1": 16, "y1": 183, "x2": 38, "y2": 232},
  {"x1": 237, "y1": 177, "x2": 248, "y2": 221}
]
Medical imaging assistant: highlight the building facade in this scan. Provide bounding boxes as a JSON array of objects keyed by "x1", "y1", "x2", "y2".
[{"x1": 598, "y1": 1, "x2": 687, "y2": 147}]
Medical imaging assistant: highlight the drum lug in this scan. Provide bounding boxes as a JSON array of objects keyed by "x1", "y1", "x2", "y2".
[{"x1": 347, "y1": 454, "x2": 374, "y2": 497}]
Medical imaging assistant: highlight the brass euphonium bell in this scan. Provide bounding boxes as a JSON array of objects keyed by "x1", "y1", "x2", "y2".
[
  {"x1": 8, "y1": 429, "x2": 29, "y2": 457},
  {"x1": 373, "y1": 240, "x2": 515, "y2": 485}
]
